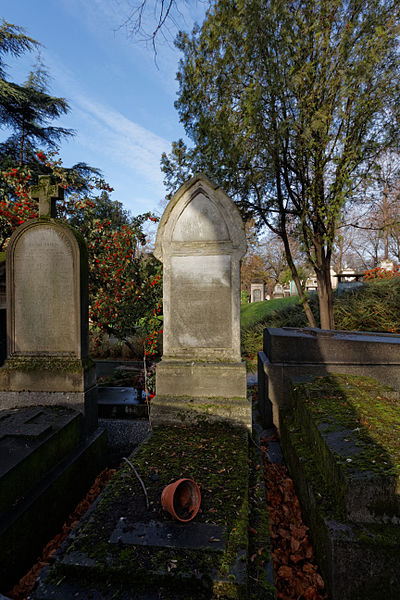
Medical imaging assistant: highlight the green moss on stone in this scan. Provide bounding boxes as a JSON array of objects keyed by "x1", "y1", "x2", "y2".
[
  {"x1": 279, "y1": 375, "x2": 400, "y2": 599},
  {"x1": 290, "y1": 374, "x2": 400, "y2": 478},
  {"x1": 4, "y1": 356, "x2": 94, "y2": 373},
  {"x1": 45, "y1": 422, "x2": 251, "y2": 598}
]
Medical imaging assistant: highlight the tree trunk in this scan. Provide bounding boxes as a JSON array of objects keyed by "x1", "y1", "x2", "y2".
[
  {"x1": 382, "y1": 187, "x2": 389, "y2": 260},
  {"x1": 19, "y1": 122, "x2": 25, "y2": 167},
  {"x1": 281, "y1": 231, "x2": 317, "y2": 328},
  {"x1": 316, "y1": 267, "x2": 334, "y2": 330},
  {"x1": 293, "y1": 270, "x2": 317, "y2": 328}
]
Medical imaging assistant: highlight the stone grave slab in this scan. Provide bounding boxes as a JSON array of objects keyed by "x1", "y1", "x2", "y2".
[
  {"x1": 0, "y1": 408, "x2": 106, "y2": 592},
  {"x1": 109, "y1": 518, "x2": 225, "y2": 551},
  {"x1": 0, "y1": 406, "x2": 81, "y2": 516},
  {"x1": 30, "y1": 423, "x2": 258, "y2": 599},
  {"x1": 258, "y1": 326, "x2": 400, "y2": 429},
  {"x1": 0, "y1": 407, "x2": 52, "y2": 439},
  {"x1": 279, "y1": 374, "x2": 400, "y2": 600},
  {"x1": 30, "y1": 420, "x2": 276, "y2": 599}
]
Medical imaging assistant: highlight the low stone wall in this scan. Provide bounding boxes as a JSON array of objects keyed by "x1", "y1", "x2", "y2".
[
  {"x1": 279, "y1": 374, "x2": 400, "y2": 600},
  {"x1": 258, "y1": 327, "x2": 400, "y2": 429}
]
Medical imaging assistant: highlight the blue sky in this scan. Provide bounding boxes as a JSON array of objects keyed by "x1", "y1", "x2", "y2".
[{"x1": 1, "y1": 1, "x2": 207, "y2": 217}]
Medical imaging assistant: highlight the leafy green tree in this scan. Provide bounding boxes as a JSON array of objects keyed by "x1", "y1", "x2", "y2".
[
  {"x1": 0, "y1": 21, "x2": 163, "y2": 355},
  {"x1": 0, "y1": 21, "x2": 100, "y2": 246},
  {"x1": 67, "y1": 190, "x2": 163, "y2": 355},
  {"x1": 0, "y1": 58, "x2": 72, "y2": 167},
  {"x1": 68, "y1": 191, "x2": 132, "y2": 232},
  {"x1": 0, "y1": 21, "x2": 72, "y2": 167},
  {"x1": 279, "y1": 266, "x2": 308, "y2": 288},
  {"x1": 162, "y1": 0, "x2": 400, "y2": 329},
  {"x1": 0, "y1": 19, "x2": 38, "y2": 109}
]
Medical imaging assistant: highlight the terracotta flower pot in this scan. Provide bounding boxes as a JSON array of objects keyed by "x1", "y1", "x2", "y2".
[{"x1": 161, "y1": 478, "x2": 201, "y2": 522}]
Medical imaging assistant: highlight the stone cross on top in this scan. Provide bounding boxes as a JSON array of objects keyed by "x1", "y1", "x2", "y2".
[{"x1": 30, "y1": 175, "x2": 64, "y2": 218}]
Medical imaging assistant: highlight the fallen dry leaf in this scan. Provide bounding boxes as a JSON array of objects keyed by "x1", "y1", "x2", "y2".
[
  {"x1": 261, "y1": 435, "x2": 328, "y2": 600},
  {"x1": 278, "y1": 565, "x2": 293, "y2": 579}
]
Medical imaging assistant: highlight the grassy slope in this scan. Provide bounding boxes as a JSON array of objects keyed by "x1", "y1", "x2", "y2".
[
  {"x1": 241, "y1": 279, "x2": 400, "y2": 370},
  {"x1": 240, "y1": 296, "x2": 299, "y2": 328}
]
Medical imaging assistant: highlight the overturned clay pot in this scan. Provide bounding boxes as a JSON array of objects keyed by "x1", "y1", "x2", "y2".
[{"x1": 161, "y1": 478, "x2": 201, "y2": 522}]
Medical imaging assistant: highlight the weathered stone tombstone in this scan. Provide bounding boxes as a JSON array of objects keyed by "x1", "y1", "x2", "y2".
[
  {"x1": 250, "y1": 280, "x2": 266, "y2": 303},
  {"x1": 152, "y1": 174, "x2": 250, "y2": 429},
  {"x1": 26, "y1": 179, "x2": 276, "y2": 600},
  {"x1": 0, "y1": 175, "x2": 97, "y2": 430}
]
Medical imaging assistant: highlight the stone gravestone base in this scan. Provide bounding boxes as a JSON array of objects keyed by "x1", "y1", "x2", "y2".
[
  {"x1": 153, "y1": 360, "x2": 249, "y2": 429},
  {"x1": 0, "y1": 406, "x2": 106, "y2": 593},
  {"x1": 0, "y1": 358, "x2": 98, "y2": 432}
]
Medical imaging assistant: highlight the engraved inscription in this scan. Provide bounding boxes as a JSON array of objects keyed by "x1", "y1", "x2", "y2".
[
  {"x1": 13, "y1": 226, "x2": 77, "y2": 353},
  {"x1": 170, "y1": 255, "x2": 232, "y2": 348}
]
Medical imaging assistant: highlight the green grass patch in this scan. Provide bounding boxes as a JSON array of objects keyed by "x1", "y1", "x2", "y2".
[
  {"x1": 240, "y1": 296, "x2": 299, "y2": 329},
  {"x1": 241, "y1": 294, "x2": 319, "y2": 370}
]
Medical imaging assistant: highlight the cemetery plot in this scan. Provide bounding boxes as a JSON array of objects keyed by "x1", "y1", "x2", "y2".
[
  {"x1": 0, "y1": 175, "x2": 107, "y2": 592},
  {"x1": 0, "y1": 407, "x2": 106, "y2": 593},
  {"x1": 0, "y1": 406, "x2": 80, "y2": 515},
  {"x1": 32, "y1": 423, "x2": 275, "y2": 600}
]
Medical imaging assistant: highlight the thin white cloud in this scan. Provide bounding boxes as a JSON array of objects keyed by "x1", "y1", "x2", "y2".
[
  {"x1": 43, "y1": 53, "x2": 169, "y2": 194},
  {"x1": 74, "y1": 94, "x2": 168, "y2": 187}
]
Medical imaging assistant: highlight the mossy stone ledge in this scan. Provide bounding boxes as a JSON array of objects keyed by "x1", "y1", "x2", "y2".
[{"x1": 279, "y1": 373, "x2": 400, "y2": 600}]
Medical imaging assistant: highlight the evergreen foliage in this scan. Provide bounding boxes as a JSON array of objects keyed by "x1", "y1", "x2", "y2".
[
  {"x1": 162, "y1": 0, "x2": 400, "y2": 329},
  {"x1": 0, "y1": 22, "x2": 72, "y2": 167},
  {"x1": 0, "y1": 19, "x2": 38, "y2": 105},
  {"x1": 0, "y1": 58, "x2": 72, "y2": 167}
]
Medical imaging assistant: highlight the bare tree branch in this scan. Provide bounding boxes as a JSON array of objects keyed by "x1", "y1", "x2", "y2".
[{"x1": 118, "y1": 0, "x2": 209, "y2": 57}]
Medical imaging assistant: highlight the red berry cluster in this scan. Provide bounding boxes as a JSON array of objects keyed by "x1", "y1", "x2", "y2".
[
  {"x1": 363, "y1": 266, "x2": 400, "y2": 280},
  {"x1": 1, "y1": 150, "x2": 163, "y2": 355}
]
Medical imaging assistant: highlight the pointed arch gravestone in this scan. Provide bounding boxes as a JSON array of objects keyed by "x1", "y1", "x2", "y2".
[
  {"x1": 0, "y1": 175, "x2": 97, "y2": 430},
  {"x1": 152, "y1": 174, "x2": 251, "y2": 429}
]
